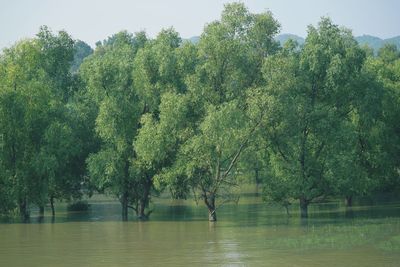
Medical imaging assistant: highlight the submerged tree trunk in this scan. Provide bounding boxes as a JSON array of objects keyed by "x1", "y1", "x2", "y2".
[
  {"x1": 299, "y1": 197, "x2": 309, "y2": 218},
  {"x1": 137, "y1": 176, "x2": 152, "y2": 220},
  {"x1": 121, "y1": 191, "x2": 129, "y2": 221},
  {"x1": 19, "y1": 198, "x2": 29, "y2": 222},
  {"x1": 50, "y1": 195, "x2": 55, "y2": 217},
  {"x1": 137, "y1": 193, "x2": 149, "y2": 219},
  {"x1": 283, "y1": 201, "x2": 291, "y2": 216},
  {"x1": 121, "y1": 159, "x2": 130, "y2": 221},
  {"x1": 37, "y1": 205, "x2": 45, "y2": 223},
  {"x1": 345, "y1": 196, "x2": 353, "y2": 207},
  {"x1": 137, "y1": 199, "x2": 147, "y2": 220},
  {"x1": 204, "y1": 192, "x2": 217, "y2": 222},
  {"x1": 208, "y1": 209, "x2": 217, "y2": 222},
  {"x1": 39, "y1": 205, "x2": 45, "y2": 217},
  {"x1": 255, "y1": 168, "x2": 260, "y2": 196}
]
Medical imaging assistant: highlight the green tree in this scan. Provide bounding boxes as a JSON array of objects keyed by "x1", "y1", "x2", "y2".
[
  {"x1": 133, "y1": 28, "x2": 183, "y2": 112},
  {"x1": 369, "y1": 44, "x2": 400, "y2": 192},
  {"x1": 259, "y1": 18, "x2": 366, "y2": 217},
  {"x1": 330, "y1": 58, "x2": 387, "y2": 206},
  {"x1": 160, "y1": 3, "x2": 280, "y2": 221},
  {"x1": 130, "y1": 28, "x2": 197, "y2": 218},
  {"x1": 82, "y1": 31, "x2": 146, "y2": 220},
  {"x1": 0, "y1": 39, "x2": 55, "y2": 219},
  {"x1": 0, "y1": 27, "x2": 84, "y2": 219}
]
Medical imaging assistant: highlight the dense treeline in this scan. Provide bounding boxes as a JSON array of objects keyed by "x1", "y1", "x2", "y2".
[{"x1": 0, "y1": 3, "x2": 399, "y2": 221}]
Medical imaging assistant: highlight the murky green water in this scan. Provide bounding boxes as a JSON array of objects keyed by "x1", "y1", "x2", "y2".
[{"x1": 1, "y1": 193, "x2": 400, "y2": 266}]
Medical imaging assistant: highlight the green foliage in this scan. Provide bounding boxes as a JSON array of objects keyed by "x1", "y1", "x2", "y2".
[
  {"x1": 257, "y1": 18, "x2": 371, "y2": 213},
  {"x1": 0, "y1": 2, "x2": 399, "y2": 221},
  {"x1": 0, "y1": 27, "x2": 84, "y2": 218},
  {"x1": 36, "y1": 26, "x2": 75, "y2": 101},
  {"x1": 81, "y1": 31, "x2": 144, "y2": 218},
  {"x1": 158, "y1": 2, "x2": 281, "y2": 221},
  {"x1": 369, "y1": 45, "x2": 400, "y2": 191},
  {"x1": 133, "y1": 28, "x2": 185, "y2": 112}
]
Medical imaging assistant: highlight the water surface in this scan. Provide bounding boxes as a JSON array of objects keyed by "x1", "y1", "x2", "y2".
[{"x1": 1, "y1": 194, "x2": 399, "y2": 266}]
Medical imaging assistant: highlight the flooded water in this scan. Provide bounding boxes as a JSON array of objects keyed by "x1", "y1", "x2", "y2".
[{"x1": 1, "y1": 193, "x2": 400, "y2": 267}]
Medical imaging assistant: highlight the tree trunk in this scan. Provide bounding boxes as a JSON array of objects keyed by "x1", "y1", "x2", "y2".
[
  {"x1": 208, "y1": 208, "x2": 217, "y2": 222},
  {"x1": 121, "y1": 192, "x2": 128, "y2": 221},
  {"x1": 255, "y1": 168, "x2": 260, "y2": 196},
  {"x1": 283, "y1": 202, "x2": 290, "y2": 216},
  {"x1": 299, "y1": 197, "x2": 309, "y2": 218},
  {"x1": 345, "y1": 207, "x2": 354, "y2": 218},
  {"x1": 137, "y1": 178, "x2": 151, "y2": 220},
  {"x1": 204, "y1": 192, "x2": 217, "y2": 222},
  {"x1": 138, "y1": 200, "x2": 146, "y2": 220},
  {"x1": 345, "y1": 196, "x2": 353, "y2": 207},
  {"x1": 37, "y1": 205, "x2": 45, "y2": 223},
  {"x1": 39, "y1": 205, "x2": 45, "y2": 217},
  {"x1": 121, "y1": 159, "x2": 131, "y2": 221},
  {"x1": 137, "y1": 189, "x2": 149, "y2": 219},
  {"x1": 19, "y1": 198, "x2": 29, "y2": 222},
  {"x1": 50, "y1": 196, "x2": 55, "y2": 217}
]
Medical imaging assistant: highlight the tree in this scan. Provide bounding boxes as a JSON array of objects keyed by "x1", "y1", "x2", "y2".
[
  {"x1": 368, "y1": 44, "x2": 400, "y2": 192},
  {"x1": 331, "y1": 58, "x2": 387, "y2": 206},
  {"x1": 0, "y1": 38, "x2": 55, "y2": 219},
  {"x1": 259, "y1": 18, "x2": 367, "y2": 217},
  {"x1": 82, "y1": 31, "x2": 145, "y2": 220},
  {"x1": 160, "y1": 3, "x2": 280, "y2": 221},
  {"x1": 134, "y1": 92, "x2": 192, "y2": 213},
  {"x1": 130, "y1": 28, "x2": 198, "y2": 218},
  {"x1": 0, "y1": 27, "x2": 85, "y2": 220}
]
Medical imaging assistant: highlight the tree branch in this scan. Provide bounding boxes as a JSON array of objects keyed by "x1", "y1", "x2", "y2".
[{"x1": 127, "y1": 205, "x2": 138, "y2": 213}]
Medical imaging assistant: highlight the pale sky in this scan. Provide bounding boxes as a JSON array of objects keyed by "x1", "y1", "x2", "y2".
[{"x1": 1, "y1": 0, "x2": 399, "y2": 49}]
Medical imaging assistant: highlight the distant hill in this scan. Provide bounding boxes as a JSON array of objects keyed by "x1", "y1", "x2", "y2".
[
  {"x1": 182, "y1": 36, "x2": 200, "y2": 44},
  {"x1": 275, "y1": 34, "x2": 305, "y2": 45},
  {"x1": 355, "y1": 35, "x2": 400, "y2": 52},
  {"x1": 185, "y1": 34, "x2": 400, "y2": 53},
  {"x1": 71, "y1": 40, "x2": 93, "y2": 73},
  {"x1": 355, "y1": 35, "x2": 383, "y2": 51},
  {"x1": 188, "y1": 36, "x2": 200, "y2": 44}
]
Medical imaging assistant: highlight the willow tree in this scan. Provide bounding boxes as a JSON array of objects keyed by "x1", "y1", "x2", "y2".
[
  {"x1": 0, "y1": 49, "x2": 38, "y2": 219},
  {"x1": 330, "y1": 56, "x2": 387, "y2": 207},
  {"x1": 84, "y1": 29, "x2": 189, "y2": 220},
  {"x1": 82, "y1": 31, "x2": 146, "y2": 220},
  {"x1": 259, "y1": 18, "x2": 367, "y2": 217},
  {"x1": 159, "y1": 3, "x2": 280, "y2": 221},
  {"x1": 132, "y1": 28, "x2": 196, "y2": 218},
  {"x1": 368, "y1": 44, "x2": 400, "y2": 192},
  {"x1": 0, "y1": 27, "x2": 78, "y2": 219}
]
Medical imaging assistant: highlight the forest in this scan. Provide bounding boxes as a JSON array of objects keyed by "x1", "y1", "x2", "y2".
[{"x1": 0, "y1": 3, "x2": 399, "y2": 222}]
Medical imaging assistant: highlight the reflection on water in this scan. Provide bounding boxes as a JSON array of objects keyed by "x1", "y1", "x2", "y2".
[{"x1": 0, "y1": 194, "x2": 399, "y2": 267}]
